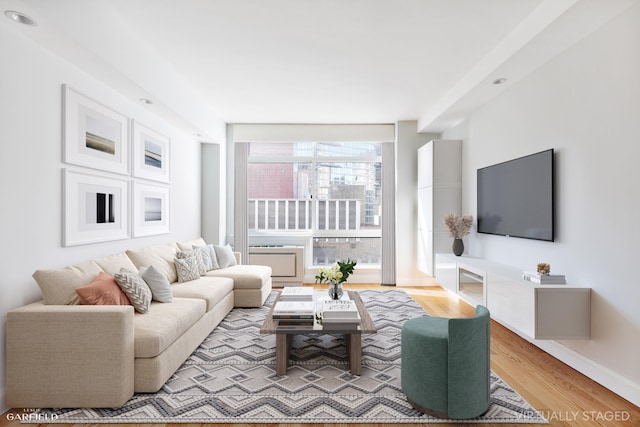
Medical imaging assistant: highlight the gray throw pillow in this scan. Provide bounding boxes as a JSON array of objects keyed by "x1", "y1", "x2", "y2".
[
  {"x1": 206, "y1": 244, "x2": 220, "y2": 270},
  {"x1": 214, "y1": 244, "x2": 237, "y2": 268},
  {"x1": 139, "y1": 265, "x2": 173, "y2": 303}
]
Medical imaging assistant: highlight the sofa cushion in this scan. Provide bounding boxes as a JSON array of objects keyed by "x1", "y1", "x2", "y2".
[
  {"x1": 33, "y1": 260, "x2": 103, "y2": 305},
  {"x1": 76, "y1": 272, "x2": 132, "y2": 306},
  {"x1": 134, "y1": 298, "x2": 206, "y2": 358},
  {"x1": 126, "y1": 243, "x2": 178, "y2": 283},
  {"x1": 92, "y1": 252, "x2": 139, "y2": 276},
  {"x1": 171, "y1": 277, "x2": 234, "y2": 311},
  {"x1": 176, "y1": 238, "x2": 207, "y2": 251},
  {"x1": 139, "y1": 265, "x2": 173, "y2": 303},
  {"x1": 114, "y1": 269, "x2": 152, "y2": 314},
  {"x1": 205, "y1": 265, "x2": 272, "y2": 289}
]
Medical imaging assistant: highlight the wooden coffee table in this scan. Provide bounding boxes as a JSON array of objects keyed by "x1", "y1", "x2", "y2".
[{"x1": 260, "y1": 290, "x2": 377, "y2": 375}]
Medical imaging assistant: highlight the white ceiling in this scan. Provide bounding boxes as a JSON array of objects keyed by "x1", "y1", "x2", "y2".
[{"x1": 1, "y1": 0, "x2": 637, "y2": 139}]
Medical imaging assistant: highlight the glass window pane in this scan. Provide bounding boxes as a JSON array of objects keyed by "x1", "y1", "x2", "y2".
[
  {"x1": 314, "y1": 161, "x2": 381, "y2": 230},
  {"x1": 315, "y1": 142, "x2": 381, "y2": 157},
  {"x1": 313, "y1": 237, "x2": 381, "y2": 266},
  {"x1": 247, "y1": 162, "x2": 312, "y2": 231},
  {"x1": 248, "y1": 142, "x2": 313, "y2": 157}
]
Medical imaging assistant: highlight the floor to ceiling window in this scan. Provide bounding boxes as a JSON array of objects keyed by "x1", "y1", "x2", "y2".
[{"x1": 247, "y1": 141, "x2": 382, "y2": 266}]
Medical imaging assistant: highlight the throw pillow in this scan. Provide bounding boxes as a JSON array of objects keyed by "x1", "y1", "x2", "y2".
[
  {"x1": 139, "y1": 265, "x2": 173, "y2": 303},
  {"x1": 214, "y1": 244, "x2": 237, "y2": 268},
  {"x1": 175, "y1": 253, "x2": 200, "y2": 282},
  {"x1": 114, "y1": 268, "x2": 152, "y2": 314},
  {"x1": 34, "y1": 260, "x2": 103, "y2": 305},
  {"x1": 206, "y1": 244, "x2": 221, "y2": 270},
  {"x1": 193, "y1": 245, "x2": 213, "y2": 271},
  {"x1": 178, "y1": 250, "x2": 206, "y2": 276},
  {"x1": 76, "y1": 272, "x2": 132, "y2": 306}
]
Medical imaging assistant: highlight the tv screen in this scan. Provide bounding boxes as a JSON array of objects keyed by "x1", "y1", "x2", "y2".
[{"x1": 477, "y1": 149, "x2": 554, "y2": 241}]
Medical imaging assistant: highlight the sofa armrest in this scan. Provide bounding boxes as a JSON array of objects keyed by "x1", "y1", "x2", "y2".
[
  {"x1": 234, "y1": 251, "x2": 242, "y2": 265},
  {"x1": 6, "y1": 302, "x2": 135, "y2": 408}
]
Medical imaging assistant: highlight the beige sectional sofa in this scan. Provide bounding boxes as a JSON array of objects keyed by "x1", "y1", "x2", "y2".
[{"x1": 5, "y1": 238, "x2": 272, "y2": 409}]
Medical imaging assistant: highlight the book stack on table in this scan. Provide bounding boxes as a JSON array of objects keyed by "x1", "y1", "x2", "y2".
[
  {"x1": 279, "y1": 286, "x2": 314, "y2": 302},
  {"x1": 321, "y1": 299, "x2": 361, "y2": 329},
  {"x1": 273, "y1": 300, "x2": 315, "y2": 323},
  {"x1": 522, "y1": 271, "x2": 566, "y2": 284}
]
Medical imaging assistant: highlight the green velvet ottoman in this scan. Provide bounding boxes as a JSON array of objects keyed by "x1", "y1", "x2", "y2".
[{"x1": 400, "y1": 305, "x2": 490, "y2": 419}]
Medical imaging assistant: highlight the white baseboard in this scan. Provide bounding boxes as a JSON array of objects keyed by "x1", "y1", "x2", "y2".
[
  {"x1": 452, "y1": 288, "x2": 640, "y2": 407},
  {"x1": 495, "y1": 314, "x2": 640, "y2": 407},
  {"x1": 396, "y1": 277, "x2": 439, "y2": 286},
  {"x1": 531, "y1": 338, "x2": 640, "y2": 407}
]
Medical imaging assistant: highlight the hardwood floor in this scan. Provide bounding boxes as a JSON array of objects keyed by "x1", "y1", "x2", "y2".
[{"x1": 2, "y1": 283, "x2": 638, "y2": 427}]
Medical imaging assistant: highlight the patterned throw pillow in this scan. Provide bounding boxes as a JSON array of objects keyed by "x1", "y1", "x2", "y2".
[
  {"x1": 175, "y1": 253, "x2": 200, "y2": 282},
  {"x1": 139, "y1": 265, "x2": 173, "y2": 303},
  {"x1": 192, "y1": 245, "x2": 213, "y2": 271},
  {"x1": 114, "y1": 268, "x2": 152, "y2": 314},
  {"x1": 214, "y1": 244, "x2": 237, "y2": 268},
  {"x1": 178, "y1": 250, "x2": 206, "y2": 276}
]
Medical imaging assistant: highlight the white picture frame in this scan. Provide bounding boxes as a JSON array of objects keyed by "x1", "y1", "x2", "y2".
[
  {"x1": 63, "y1": 168, "x2": 130, "y2": 246},
  {"x1": 132, "y1": 181, "x2": 171, "y2": 237},
  {"x1": 63, "y1": 85, "x2": 130, "y2": 175},
  {"x1": 132, "y1": 121, "x2": 170, "y2": 183}
]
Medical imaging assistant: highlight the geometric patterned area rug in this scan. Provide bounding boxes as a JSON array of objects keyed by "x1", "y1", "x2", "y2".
[{"x1": 29, "y1": 290, "x2": 547, "y2": 424}]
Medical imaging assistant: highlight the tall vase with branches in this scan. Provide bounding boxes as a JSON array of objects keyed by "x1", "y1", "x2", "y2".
[{"x1": 443, "y1": 213, "x2": 473, "y2": 256}]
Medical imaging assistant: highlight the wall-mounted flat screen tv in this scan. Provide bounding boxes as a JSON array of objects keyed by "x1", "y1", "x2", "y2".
[{"x1": 477, "y1": 149, "x2": 554, "y2": 241}]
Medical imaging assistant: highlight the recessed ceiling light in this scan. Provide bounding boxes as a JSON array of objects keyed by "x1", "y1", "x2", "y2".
[
  {"x1": 492, "y1": 78, "x2": 507, "y2": 85},
  {"x1": 5, "y1": 10, "x2": 37, "y2": 26},
  {"x1": 139, "y1": 98, "x2": 153, "y2": 105}
]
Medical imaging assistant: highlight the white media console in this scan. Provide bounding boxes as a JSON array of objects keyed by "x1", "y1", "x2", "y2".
[{"x1": 435, "y1": 253, "x2": 591, "y2": 340}]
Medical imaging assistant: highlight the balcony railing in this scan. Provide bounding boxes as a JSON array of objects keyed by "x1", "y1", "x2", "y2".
[{"x1": 248, "y1": 199, "x2": 361, "y2": 231}]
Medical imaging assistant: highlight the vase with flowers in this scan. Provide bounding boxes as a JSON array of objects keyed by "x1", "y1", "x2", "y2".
[
  {"x1": 315, "y1": 259, "x2": 357, "y2": 300},
  {"x1": 443, "y1": 213, "x2": 473, "y2": 256}
]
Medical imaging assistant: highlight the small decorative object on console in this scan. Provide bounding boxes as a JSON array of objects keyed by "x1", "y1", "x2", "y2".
[
  {"x1": 537, "y1": 263, "x2": 551, "y2": 275},
  {"x1": 443, "y1": 213, "x2": 473, "y2": 256},
  {"x1": 315, "y1": 259, "x2": 357, "y2": 300}
]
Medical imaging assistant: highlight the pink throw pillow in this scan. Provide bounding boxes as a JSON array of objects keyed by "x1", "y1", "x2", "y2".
[{"x1": 76, "y1": 272, "x2": 132, "y2": 306}]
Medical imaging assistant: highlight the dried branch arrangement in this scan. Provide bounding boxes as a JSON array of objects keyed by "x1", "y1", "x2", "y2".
[{"x1": 443, "y1": 213, "x2": 473, "y2": 239}]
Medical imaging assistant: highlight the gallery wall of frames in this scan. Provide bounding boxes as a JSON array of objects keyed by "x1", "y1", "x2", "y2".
[{"x1": 61, "y1": 85, "x2": 171, "y2": 246}]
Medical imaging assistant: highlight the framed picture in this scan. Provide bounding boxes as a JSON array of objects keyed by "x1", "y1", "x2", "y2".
[
  {"x1": 132, "y1": 181, "x2": 170, "y2": 237},
  {"x1": 63, "y1": 85, "x2": 130, "y2": 175},
  {"x1": 132, "y1": 121, "x2": 170, "y2": 183},
  {"x1": 63, "y1": 169, "x2": 130, "y2": 246}
]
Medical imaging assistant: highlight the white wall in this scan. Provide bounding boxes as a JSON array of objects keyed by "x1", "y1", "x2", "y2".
[
  {"x1": 443, "y1": 3, "x2": 640, "y2": 405},
  {"x1": 395, "y1": 121, "x2": 439, "y2": 285},
  {"x1": 0, "y1": 25, "x2": 207, "y2": 412}
]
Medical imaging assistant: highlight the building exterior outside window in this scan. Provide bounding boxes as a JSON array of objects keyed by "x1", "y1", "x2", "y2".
[{"x1": 247, "y1": 142, "x2": 382, "y2": 266}]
